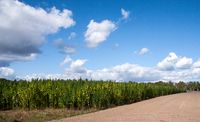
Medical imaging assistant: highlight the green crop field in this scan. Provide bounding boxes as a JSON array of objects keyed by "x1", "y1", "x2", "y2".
[{"x1": 0, "y1": 78, "x2": 186, "y2": 110}]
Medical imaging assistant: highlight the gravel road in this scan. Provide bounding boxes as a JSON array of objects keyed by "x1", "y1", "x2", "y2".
[{"x1": 50, "y1": 92, "x2": 200, "y2": 122}]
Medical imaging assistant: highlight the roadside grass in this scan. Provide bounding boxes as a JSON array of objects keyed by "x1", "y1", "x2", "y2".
[{"x1": 0, "y1": 108, "x2": 97, "y2": 122}]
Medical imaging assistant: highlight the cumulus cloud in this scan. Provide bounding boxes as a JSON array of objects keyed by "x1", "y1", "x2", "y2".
[
  {"x1": 58, "y1": 53, "x2": 200, "y2": 82},
  {"x1": 70, "y1": 59, "x2": 87, "y2": 69},
  {"x1": 21, "y1": 59, "x2": 200, "y2": 82},
  {"x1": 84, "y1": 8, "x2": 130, "y2": 48},
  {"x1": 0, "y1": 67, "x2": 14, "y2": 77},
  {"x1": 193, "y1": 59, "x2": 200, "y2": 68},
  {"x1": 68, "y1": 32, "x2": 76, "y2": 40},
  {"x1": 176, "y1": 57, "x2": 193, "y2": 69},
  {"x1": 53, "y1": 39, "x2": 76, "y2": 54},
  {"x1": 60, "y1": 56, "x2": 72, "y2": 66},
  {"x1": 157, "y1": 52, "x2": 178, "y2": 71},
  {"x1": 22, "y1": 63, "x2": 161, "y2": 82},
  {"x1": 19, "y1": 73, "x2": 87, "y2": 81},
  {"x1": 136, "y1": 48, "x2": 149, "y2": 55},
  {"x1": 157, "y1": 52, "x2": 193, "y2": 71},
  {"x1": 0, "y1": 0, "x2": 75, "y2": 66},
  {"x1": 60, "y1": 56, "x2": 87, "y2": 73},
  {"x1": 121, "y1": 8, "x2": 130, "y2": 20},
  {"x1": 69, "y1": 59, "x2": 87, "y2": 73},
  {"x1": 85, "y1": 20, "x2": 117, "y2": 48},
  {"x1": 47, "y1": 56, "x2": 162, "y2": 82},
  {"x1": 86, "y1": 63, "x2": 161, "y2": 82},
  {"x1": 18, "y1": 52, "x2": 200, "y2": 82},
  {"x1": 160, "y1": 68, "x2": 200, "y2": 81},
  {"x1": 0, "y1": 67, "x2": 15, "y2": 79}
]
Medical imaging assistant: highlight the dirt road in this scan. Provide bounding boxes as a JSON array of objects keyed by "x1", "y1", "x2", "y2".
[{"x1": 50, "y1": 92, "x2": 200, "y2": 122}]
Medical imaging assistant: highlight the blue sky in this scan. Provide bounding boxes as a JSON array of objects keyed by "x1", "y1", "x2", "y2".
[{"x1": 0, "y1": 0, "x2": 200, "y2": 81}]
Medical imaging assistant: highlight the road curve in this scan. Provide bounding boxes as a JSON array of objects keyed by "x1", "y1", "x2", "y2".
[{"x1": 50, "y1": 92, "x2": 200, "y2": 122}]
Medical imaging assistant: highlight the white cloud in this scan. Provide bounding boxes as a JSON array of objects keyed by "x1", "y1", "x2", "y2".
[
  {"x1": 193, "y1": 59, "x2": 200, "y2": 68},
  {"x1": 19, "y1": 73, "x2": 88, "y2": 81},
  {"x1": 69, "y1": 59, "x2": 87, "y2": 73},
  {"x1": 55, "y1": 56, "x2": 162, "y2": 82},
  {"x1": 0, "y1": 0, "x2": 75, "y2": 66},
  {"x1": 68, "y1": 32, "x2": 76, "y2": 40},
  {"x1": 70, "y1": 59, "x2": 87, "y2": 69},
  {"x1": 137, "y1": 48, "x2": 149, "y2": 55},
  {"x1": 21, "y1": 60, "x2": 200, "y2": 82},
  {"x1": 60, "y1": 56, "x2": 87, "y2": 73},
  {"x1": 87, "y1": 63, "x2": 161, "y2": 82},
  {"x1": 160, "y1": 68, "x2": 200, "y2": 82},
  {"x1": 157, "y1": 52, "x2": 178, "y2": 71},
  {"x1": 0, "y1": 67, "x2": 15, "y2": 77},
  {"x1": 18, "y1": 52, "x2": 200, "y2": 82},
  {"x1": 85, "y1": 20, "x2": 117, "y2": 48},
  {"x1": 121, "y1": 8, "x2": 130, "y2": 20},
  {"x1": 21, "y1": 63, "x2": 161, "y2": 82},
  {"x1": 176, "y1": 57, "x2": 193, "y2": 69},
  {"x1": 60, "y1": 56, "x2": 72, "y2": 66},
  {"x1": 157, "y1": 52, "x2": 193, "y2": 71}
]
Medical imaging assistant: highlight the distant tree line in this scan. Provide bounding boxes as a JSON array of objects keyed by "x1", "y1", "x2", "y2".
[
  {"x1": 176, "y1": 81, "x2": 200, "y2": 91},
  {"x1": 0, "y1": 78, "x2": 190, "y2": 110}
]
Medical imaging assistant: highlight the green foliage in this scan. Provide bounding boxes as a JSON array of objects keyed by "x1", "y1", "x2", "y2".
[
  {"x1": 0, "y1": 78, "x2": 185, "y2": 110},
  {"x1": 186, "y1": 82, "x2": 200, "y2": 91}
]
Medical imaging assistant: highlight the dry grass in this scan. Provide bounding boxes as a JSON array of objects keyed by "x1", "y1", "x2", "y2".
[{"x1": 0, "y1": 108, "x2": 97, "y2": 122}]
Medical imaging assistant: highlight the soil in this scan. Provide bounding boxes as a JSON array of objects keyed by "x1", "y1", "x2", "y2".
[{"x1": 49, "y1": 92, "x2": 200, "y2": 122}]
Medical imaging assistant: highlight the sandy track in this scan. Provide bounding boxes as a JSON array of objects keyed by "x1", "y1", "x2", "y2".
[{"x1": 50, "y1": 92, "x2": 200, "y2": 122}]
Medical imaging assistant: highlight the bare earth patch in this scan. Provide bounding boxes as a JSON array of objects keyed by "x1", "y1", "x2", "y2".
[{"x1": 50, "y1": 92, "x2": 200, "y2": 122}]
